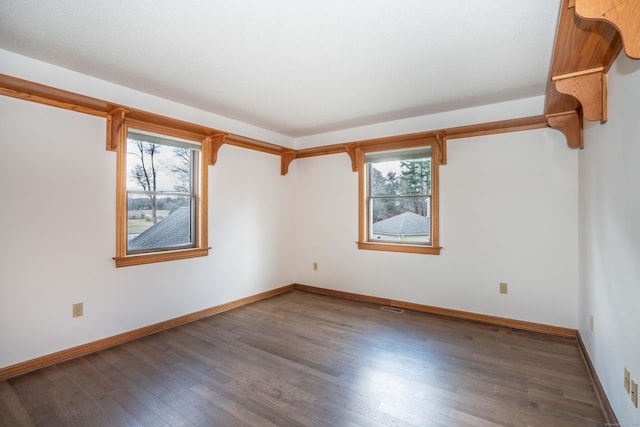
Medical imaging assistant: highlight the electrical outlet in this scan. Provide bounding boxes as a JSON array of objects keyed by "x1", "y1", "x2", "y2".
[
  {"x1": 72, "y1": 302, "x2": 83, "y2": 318},
  {"x1": 632, "y1": 380, "x2": 638, "y2": 408},
  {"x1": 499, "y1": 282, "x2": 508, "y2": 294},
  {"x1": 313, "y1": 262, "x2": 318, "y2": 271},
  {"x1": 625, "y1": 368, "x2": 631, "y2": 394}
]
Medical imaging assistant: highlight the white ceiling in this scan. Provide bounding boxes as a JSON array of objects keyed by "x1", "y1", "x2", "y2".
[{"x1": 0, "y1": 0, "x2": 561, "y2": 138}]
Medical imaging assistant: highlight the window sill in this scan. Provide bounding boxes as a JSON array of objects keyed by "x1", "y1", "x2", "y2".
[
  {"x1": 114, "y1": 247, "x2": 211, "y2": 267},
  {"x1": 357, "y1": 241, "x2": 441, "y2": 255}
]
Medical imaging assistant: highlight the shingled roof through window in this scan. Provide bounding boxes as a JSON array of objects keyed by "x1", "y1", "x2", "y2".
[
  {"x1": 128, "y1": 207, "x2": 192, "y2": 251},
  {"x1": 372, "y1": 212, "x2": 429, "y2": 236}
]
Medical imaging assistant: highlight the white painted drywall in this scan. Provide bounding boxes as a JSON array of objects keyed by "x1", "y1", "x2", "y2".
[
  {"x1": 292, "y1": 127, "x2": 579, "y2": 328},
  {"x1": 0, "y1": 95, "x2": 295, "y2": 368},
  {"x1": 579, "y1": 52, "x2": 640, "y2": 425}
]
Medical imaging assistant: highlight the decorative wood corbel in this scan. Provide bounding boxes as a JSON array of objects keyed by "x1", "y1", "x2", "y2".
[
  {"x1": 575, "y1": 0, "x2": 640, "y2": 59},
  {"x1": 345, "y1": 144, "x2": 359, "y2": 172},
  {"x1": 547, "y1": 110, "x2": 584, "y2": 149},
  {"x1": 106, "y1": 107, "x2": 127, "y2": 151},
  {"x1": 552, "y1": 67, "x2": 607, "y2": 123},
  {"x1": 204, "y1": 133, "x2": 227, "y2": 166},
  {"x1": 435, "y1": 132, "x2": 447, "y2": 165},
  {"x1": 280, "y1": 150, "x2": 296, "y2": 176}
]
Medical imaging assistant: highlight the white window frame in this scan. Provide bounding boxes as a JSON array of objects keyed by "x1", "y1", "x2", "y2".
[{"x1": 125, "y1": 129, "x2": 200, "y2": 255}]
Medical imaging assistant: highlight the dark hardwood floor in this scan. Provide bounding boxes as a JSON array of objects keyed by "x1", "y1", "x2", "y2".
[{"x1": 0, "y1": 290, "x2": 606, "y2": 426}]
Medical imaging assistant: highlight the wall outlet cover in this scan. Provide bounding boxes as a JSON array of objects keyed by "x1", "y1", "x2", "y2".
[{"x1": 72, "y1": 302, "x2": 83, "y2": 318}]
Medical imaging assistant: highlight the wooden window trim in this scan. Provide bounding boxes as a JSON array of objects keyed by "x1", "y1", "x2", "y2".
[
  {"x1": 113, "y1": 119, "x2": 211, "y2": 267},
  {"x1": 114, "y1": 248, "x2": 210, "y2": 268},
  {"x1": 356, "y1": 138, "x2": 441, "y2": 255},
  {"x1": 356, "y1": 241, "x2": 441, "y2": 255}
]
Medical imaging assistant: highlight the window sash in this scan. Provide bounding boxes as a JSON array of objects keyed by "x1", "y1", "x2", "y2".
[
  {"x1": 125, "y1": 136, "x2": 199, "y2": 255},
  {"x1": 126, "y1": 194, "x2": 197, "y2": 254},
  {"x1": 368, "y1": 196, "x2": 431, "y2": 244},
  {"x1": 367, "y1": 159, "x2": 431, "y2": 197}
]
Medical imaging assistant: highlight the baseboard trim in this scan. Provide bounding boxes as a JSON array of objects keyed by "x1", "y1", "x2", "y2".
[
  {"x1": 294, "y1": 284, "x2": 577, "y2": 338},
  {"x1": 577, "y1": 331, "x2": 619, "y2": 426},
  {"x1": 0, "y1": 284, "x2": 295, "y2": 381}
]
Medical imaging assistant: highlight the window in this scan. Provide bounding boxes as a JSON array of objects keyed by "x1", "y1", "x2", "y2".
[
  {"x1": 126, "y1": 130, "x2": 199, "y2": 254},
  {"x1": 357, "y1": 140, "x2": 441, "y2": 254},
  {"x1": 114, "y1": 122, "x2": 210, "y2": 267}
]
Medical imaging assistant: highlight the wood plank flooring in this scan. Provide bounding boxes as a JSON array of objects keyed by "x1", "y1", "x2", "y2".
[{"x1": 0, "y1": 290, "x2": 606, "y2": 426}]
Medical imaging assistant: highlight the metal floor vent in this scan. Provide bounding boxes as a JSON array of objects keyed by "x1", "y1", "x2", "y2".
[{"x1": 380, "y1": 306, "x2": 404, "y2": 314}]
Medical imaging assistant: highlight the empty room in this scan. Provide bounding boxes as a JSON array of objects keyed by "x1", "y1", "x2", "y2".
[{"x1": 1, "y1": 1, "x2": 639, "y2": 426}]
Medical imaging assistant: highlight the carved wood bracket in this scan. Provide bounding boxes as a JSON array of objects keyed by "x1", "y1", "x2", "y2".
[
  {"x1": 280, "y1": 150, "x2": 296, "y2": 176},
  {"x1": 204, "y1": 133, "x2": 228, "y2": 166},
  {"x1": 552, "y1": 68, "x2": 607, "y2": 123},
  {"x1": 435, "y1": 132, "x2": 447, "y2": 165},
  {"x1": 575, "y1": 0, "x2": 640, "y2": 59},
  {"x1": 345, "y1": 144, "x2": 359, "y2": 172},
  {"x1": 106, "y1": 108, "x2": 128, "y2": 151},
  {"x1": 547, "y1": 110, "x2": 584, "y2": 149}
]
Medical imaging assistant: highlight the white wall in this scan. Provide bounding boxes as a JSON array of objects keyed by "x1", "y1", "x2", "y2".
[
  {"x1": 579, "y1": 52, "x2": 640, "y2": 425},
  {"x1": 292, "y1": 127, "x2": 579, "y2": 328},
  {"x1": 0, "y1": 95, "x2": 295, "y2": 369}
]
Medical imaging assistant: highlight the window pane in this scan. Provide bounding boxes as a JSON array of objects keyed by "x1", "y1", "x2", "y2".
[
  {"x1": 370, "y1": 161, "x2": 403, "y2": 196},
  {"x1": 127, "y1": 139, "x2": 193, "y2": 193},
  {"x1": 127, "y1": 194, "x2": 194, "y2": 252},
  {"x1": 369, "y1": 158, "x2": 431, "y2": 196},
  {"x1": 370, "y1": 197, "x2": 430, "y2": 244},
  {"x1": 400, "y1": 158, "x2": 431, "y2": 195}
]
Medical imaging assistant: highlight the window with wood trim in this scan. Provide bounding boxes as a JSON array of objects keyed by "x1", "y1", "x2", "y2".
[
  {"x1": 357, "y1": 139, "x2": 441, "y2": 255},
  {"x1": 114, "y1": 121, "x2": 211, "y2": 267}
]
